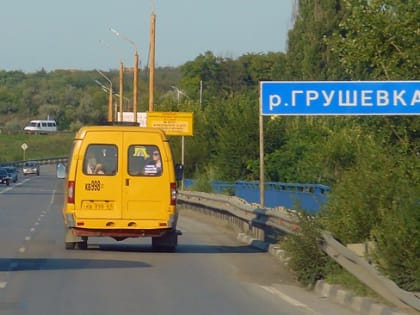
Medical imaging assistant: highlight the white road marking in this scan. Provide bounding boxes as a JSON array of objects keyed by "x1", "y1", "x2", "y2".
[
  {"x1": 0, "y1": 187, "x2": 12, "y2": 194},
  {"x1": 260, "y1": 285, "x2": 319, "y2": 314},
  {"x1": 0, "y1": 282, "x2": 7, "y2": 289}
]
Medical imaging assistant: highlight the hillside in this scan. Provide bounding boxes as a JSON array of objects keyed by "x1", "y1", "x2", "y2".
[{"x1": 0, "y1": 132, "x2": 74, "y2": 162}]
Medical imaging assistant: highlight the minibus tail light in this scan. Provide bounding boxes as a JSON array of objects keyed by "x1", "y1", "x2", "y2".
[
  {"x1": 170, "y1": 182, "x2": 177, "y2": 206},
  {"x1": 68, "y1": 181, "x2": 75, "y2": 204}
]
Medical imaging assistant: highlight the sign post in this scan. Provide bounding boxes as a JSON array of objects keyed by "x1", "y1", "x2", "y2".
[
  {"x1": 21, "y1": 143, "x2": 28, "y2": 161},
  {"x1": 259, "y1": 80, "x2": 420, "y2": 207},
  {"x1": 147, "y1": 112, "x2": 194, "y2": 190}
]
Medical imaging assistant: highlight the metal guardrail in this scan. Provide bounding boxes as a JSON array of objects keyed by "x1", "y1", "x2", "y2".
[
  {"x1": 1, "y1": 157, "x2": 418, "y2": 313},
  {"x1": 177, "y1": 191, "x2": 420, "y2": 314},
  {"x1": 2, "y1": 157, "x2": 327, "y2": 212},
  {"x1": 0, "y1": 157, "x2": 68, "y2": 168}
]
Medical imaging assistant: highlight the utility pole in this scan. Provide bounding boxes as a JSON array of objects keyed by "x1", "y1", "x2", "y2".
[
  {"x1": 97, "y1": 70, "x2": 113, "y2": 122},
  {"x1": 110, "y1": 27, "x2": 139, "y2": 123},
  {"x1": 99, "y1": 39, "x2": 124, "y2": 123},
  {"x1": 133, "y1": 51, "x2": 139, "y2": 123},
  {"x1": 119, "y1": 61, "x2": 124, "y2": 122},
  {"x1": 148, "y1": 7, "x2": 156, "y2": 112}
]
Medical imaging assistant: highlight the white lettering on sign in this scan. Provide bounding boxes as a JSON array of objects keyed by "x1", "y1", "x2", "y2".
[
  {"x1": 412, "y1": 90, "x2": 420, "y2": 105},
  {"x1": 306, "y1": 90, "x2": 319, "y2": 106},
  {"x1": 269, "y1": 94, "x2": 282, "y2": 111},
  {"x1": 291, "y1": 90, "x2": 303, "y2": 106},
  {"x1": 322, "y1": 91, "x2": 334, "y2": 106},
  {"x1": 268, "y1": 89, "x2": 419, "y2": 110},
  {"x1": 361, "y1": 90, "x2": 373, "y2": 106},
  {"x1": 377, "y1": 90, "x2": 389, "y2": 106},
  {"x1": 339, "y1": 90, "x2": 357, "y2": 106},
  {"x1": 393, "y1": 90, "x2": 406, "y2": 105}
]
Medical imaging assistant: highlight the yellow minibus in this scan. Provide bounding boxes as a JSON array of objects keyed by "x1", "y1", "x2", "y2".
[{"x1": 60, "y1": 125, "x2": 183, "y2": 251}]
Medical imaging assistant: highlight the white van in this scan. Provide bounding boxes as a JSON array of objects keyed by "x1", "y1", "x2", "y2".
[{"x1": 24, "y1": 120, "x2": 57, "y2": 134}]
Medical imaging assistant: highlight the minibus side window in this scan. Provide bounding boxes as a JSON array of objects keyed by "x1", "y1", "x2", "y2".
[{"x1": 128, "y1": 145, "x2": 162, "y2": 176}]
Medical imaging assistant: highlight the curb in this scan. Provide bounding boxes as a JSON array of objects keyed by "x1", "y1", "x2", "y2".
[
  {"x1": 236, "y1": 233, "x2": 411, "y2": 315},
  {"x1": 314, "y1": 280, "x2": 409, "y2": 315}
]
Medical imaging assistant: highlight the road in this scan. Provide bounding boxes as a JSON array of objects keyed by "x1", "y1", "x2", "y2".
[{"x1": 0, "y1": 165, "x2": 358, "y2": 315}]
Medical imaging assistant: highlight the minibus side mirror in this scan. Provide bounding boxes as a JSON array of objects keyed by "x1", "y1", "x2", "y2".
[
  {"x1": 56, "y1": 163, "x2": 66, "y2": 179},
  {"x1": 175, "y1": 163, "x2": 184, "y2": 181}
]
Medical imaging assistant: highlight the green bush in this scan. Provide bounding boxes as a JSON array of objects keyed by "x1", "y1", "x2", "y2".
[
  {"x1": 319, "y1": 142, "x2": 419, "y2": 291},
  {"x1": 282, "y1": 212, "x2": 334, "y2": 287},
  {"x1": 189, "y1": 166, "x2": 216, "y2": 193},
  {"x1": 319, "y1": 137, "x2": 391, "y2": 243},
  {"x1": 371, "y1": 202, "x2": 420, "y2": 291}
]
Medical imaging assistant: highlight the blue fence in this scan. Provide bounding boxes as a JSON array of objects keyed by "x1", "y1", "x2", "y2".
[
  {"x1": 1, "y1": 156, "x2": 329, "y2": 214},
  {"x1": 183, "y1": 179, "x2": 329, "y2": 214}
]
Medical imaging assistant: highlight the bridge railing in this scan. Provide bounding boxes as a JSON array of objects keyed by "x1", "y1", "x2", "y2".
[
  {"x1": 183, "y1": 179, "x2": 330, "y2": 213},
  {"x1": 177, "y1": 190, "x2": 419, "y2": 314},
  {"x1": 2, "y1": 157, "x2": 328, "y2": 212},
  {"x1": 1, "y1": 157, "x2": 418, "y2": 312}
]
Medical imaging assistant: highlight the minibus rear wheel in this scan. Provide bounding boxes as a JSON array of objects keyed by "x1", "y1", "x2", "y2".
[
  {"x1": 152, "y1": 230, "x2": 178, "y2": 252},
  {"x1": 65, "y1": 242, "x2": 76, "y2": 250}
]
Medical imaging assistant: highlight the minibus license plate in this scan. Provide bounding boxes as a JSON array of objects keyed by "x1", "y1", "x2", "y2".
[{"x1": 82, "y1": 201, "x2": 114, "y2": 210}]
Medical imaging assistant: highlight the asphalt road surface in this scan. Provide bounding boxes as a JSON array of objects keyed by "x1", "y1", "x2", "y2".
[{"x1": 0, "y1": 165, "x2": 358, "y2": 315}]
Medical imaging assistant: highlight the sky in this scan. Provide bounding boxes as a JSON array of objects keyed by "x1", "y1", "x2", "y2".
[{"x1": 0, "y1": 0, "x2": 296, "y2": 73}]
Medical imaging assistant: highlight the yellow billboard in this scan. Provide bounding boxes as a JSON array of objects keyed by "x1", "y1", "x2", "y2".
[{"x1": 147, "y1": 112, "x2": 193, "y2": 136}]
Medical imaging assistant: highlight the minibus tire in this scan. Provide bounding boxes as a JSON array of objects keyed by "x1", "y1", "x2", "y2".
[
  {"x1": 152, "y1": 230, "x2": 178, "y2": 252},
  {"x1": 65, "y1": 242, "x2": 76, "y2": 250},
  {"x1": 77, "y1": 240, "x2": 88, "y2": 250}
]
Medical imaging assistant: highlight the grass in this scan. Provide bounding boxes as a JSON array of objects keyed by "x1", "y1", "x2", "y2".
[
  {"x1": 0, "y1": 132, "x2": 74, "y2": 163},
  {"x1": 324, "y1": 267, "x2": 390, "y2": 305}
]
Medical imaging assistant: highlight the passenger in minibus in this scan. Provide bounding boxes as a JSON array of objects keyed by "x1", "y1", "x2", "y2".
[
  {"x1": 144, "y1": 150, "x2": 162, "y2": 175},
  {"x1": 85, "y1": 152, "x2": 104, "y2": 174}
]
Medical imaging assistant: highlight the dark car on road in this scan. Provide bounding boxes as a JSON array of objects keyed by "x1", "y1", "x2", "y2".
[
  {"x1": 0, "y1": 168, "x2": 11, "y2": 186},
  {"x1": 3, "y1": 166, "x2": 18, "y2": 183},
  {"x1": 22, "y1": 162, "x2": 40, "y2": 176}
]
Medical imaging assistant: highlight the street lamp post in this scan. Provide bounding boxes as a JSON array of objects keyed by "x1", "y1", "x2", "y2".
[
  {"x1": 170, "y1": 86, "x2": 188, "y2": 190},
  {"x1": 97, "y1": 70, "x2": 113, "y2": 122},
  {"x1": 115, "y1": 93, "x2": 131, "y2": 120},
  {"x1": 99, "y1": 40, "x2": 125, "y2": 122},
  {"x1": 96, "y1": 81, "x2": 131, "y2": 123},
  {"x1": 171, "y1": 86, "x2": 188, "y2": 105},
  {"x1": 110, "y1": 28, "x2": 139, "y2": 124}
]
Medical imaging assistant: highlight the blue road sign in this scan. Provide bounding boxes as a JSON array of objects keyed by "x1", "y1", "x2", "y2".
[{"x1": 260, "y1": 81, "x2": 420, "y2": 115}]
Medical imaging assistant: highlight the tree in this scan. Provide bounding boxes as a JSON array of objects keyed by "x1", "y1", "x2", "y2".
[
  {"x1": 326, "y1": 0, "x2": 420, "y2": 80},
  {"x1": 211, "y1": 95, "x2": 259, "y2": 180},
  {"x1": 286, "y1": 0, "x2": 347, "y2": 80}
]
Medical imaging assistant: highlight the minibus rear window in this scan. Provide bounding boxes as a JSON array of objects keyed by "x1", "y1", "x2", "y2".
[
  {"x1": 128, "y1": 145, "x2": 162, "y2": 176},
  {"x1": 83, "y1": 144, "x2": 118, "y2": 175}
]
